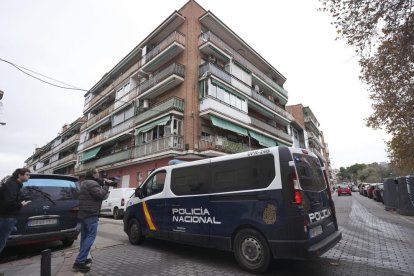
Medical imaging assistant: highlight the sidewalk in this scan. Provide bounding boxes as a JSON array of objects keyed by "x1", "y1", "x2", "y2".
[{"x1": 0, "y1": 248, "x2": 83, "y2": 276}]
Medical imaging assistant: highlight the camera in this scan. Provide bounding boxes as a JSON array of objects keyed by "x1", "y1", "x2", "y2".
[{"x1": 103, "y1": 177, "x2": 119, "y2": 187}]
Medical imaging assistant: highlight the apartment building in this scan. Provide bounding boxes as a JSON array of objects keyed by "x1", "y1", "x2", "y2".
[
  {"x1": 75, "y1": 0, "x2": 294, "y2": 187},
  {"x1": 286, "y1": 104, "x2": 333, "y2": 180},
  {"x1": 25, "y1": 116, "x2": 86, "y2": 175}
]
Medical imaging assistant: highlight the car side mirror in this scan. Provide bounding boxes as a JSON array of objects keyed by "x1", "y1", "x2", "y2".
[{"x1": 135, "y1": 187, "x2": 143, "y2": 199}]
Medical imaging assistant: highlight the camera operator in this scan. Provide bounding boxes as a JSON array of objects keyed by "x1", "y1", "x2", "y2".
[{"x1": 73, "y1": 168, "x2": 117, "y2": 273}]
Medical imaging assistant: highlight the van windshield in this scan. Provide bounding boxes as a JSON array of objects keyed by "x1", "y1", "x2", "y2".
[
  {"x1": 22, "y1": 178, "x2": 79, "y2": 201},
  {"x1": 293, "y1": 153, "x2": 327, "y2": 191}
]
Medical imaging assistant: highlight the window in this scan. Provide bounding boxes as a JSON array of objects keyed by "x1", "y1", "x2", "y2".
[
  {"x1": 211, "y1": 154, "x2": 275, "y2": 193},
  {"x1": 141, "y1": 171, "x2": 166, "y2": 197},
  {"x1": 137, "y1": 172, "x2": 143, "y2": 186},
  {"x1": 171, "y1": 164, "x2": 210, "y2": 196},
  {"x1": 293, "y1": 154, "x2": 326, "y2": 191},
  {"x1": 171, "y1": 154, "x2": 275, "y2": 195}
]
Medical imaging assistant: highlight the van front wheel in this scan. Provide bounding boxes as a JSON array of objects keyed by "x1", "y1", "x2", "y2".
[
  {"x1": 128, "y1": 218, "x2": 144, "y2": 245},
  {"x1": 233, "y1": 229, "x2": 271, "y2": 274}
]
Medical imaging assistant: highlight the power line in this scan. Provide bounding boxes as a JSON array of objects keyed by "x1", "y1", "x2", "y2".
[{"x1": 0, "y1": 58, "x2": 88, "y2": 92}]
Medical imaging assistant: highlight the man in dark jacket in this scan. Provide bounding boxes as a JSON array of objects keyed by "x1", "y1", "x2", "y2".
[
  {"x1": 73, "y1": 168, "x2": 115, "y2": 273},
  {"x1": 0, "y1": 168, "x2": 31, "y2": 254}
]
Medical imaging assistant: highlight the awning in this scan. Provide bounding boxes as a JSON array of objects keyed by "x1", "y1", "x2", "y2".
[
  {"x1": 81, "y1": 146, "x2": 102, "y2": 162},
  {"x1": 210, "y1": 115, "x2": 248, "y2": 136},
  {"x1": 134, "y1": 115, "x2": 171, "y2": 135},
  {"x1": 248, "y1": 130, "x2": 277, "y2": 148}
]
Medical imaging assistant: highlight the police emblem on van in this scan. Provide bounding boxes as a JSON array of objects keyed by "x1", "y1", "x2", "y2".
[{"x1": 263, "y1": 204, "x2": 277, "y2": 224}]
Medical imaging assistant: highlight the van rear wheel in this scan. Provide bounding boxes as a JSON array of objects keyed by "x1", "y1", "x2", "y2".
[
  {"x1": 113, "y1": 207, "x2": 121, "y2": 220},
  {"x1": 128, "y1": 218, "x2": 144, "y2": 245},
  {"x1": 234, "y1": 228, "x2": 271, "y2": 274}
]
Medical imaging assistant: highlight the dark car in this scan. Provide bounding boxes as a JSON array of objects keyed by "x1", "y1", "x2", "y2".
[
  {"x1": 6, "y1": 174, "x2": 79, "y2": 247},
  {"x1": 373, "y1": 183, "x2": 384, "y2": 202},
  {"x1": 337, "y1": 184, "x2": 352, "y2": 196}
]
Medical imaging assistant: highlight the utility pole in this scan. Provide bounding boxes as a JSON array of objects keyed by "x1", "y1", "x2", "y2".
[{"x1": 0, "y1": 89, "x2": 5, "y2": 126}]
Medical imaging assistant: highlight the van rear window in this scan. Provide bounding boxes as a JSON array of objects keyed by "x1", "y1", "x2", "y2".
[
  {"x1": 293, "y1": 153, "x2": 326, "y2": 191},
  {"x1": 22, "y1": 178, "x2": 78, "y2": 201}
]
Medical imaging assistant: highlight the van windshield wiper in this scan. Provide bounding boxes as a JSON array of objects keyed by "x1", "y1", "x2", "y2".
[{"x1": 25, "y1": 186, "x2": 56, "y2": 205}]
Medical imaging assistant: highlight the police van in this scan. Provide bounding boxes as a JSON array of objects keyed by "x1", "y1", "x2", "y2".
[{"x1": 123, "y1": 146, "x2": 341, "y2": 273}]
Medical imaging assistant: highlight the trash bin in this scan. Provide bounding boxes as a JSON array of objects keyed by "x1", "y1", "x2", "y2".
[
  {"x1": 383, "y1": 177, "x2": 398, "y2": 211},
  {"x1": 396, "y1": 175, "x2": 414, "y2": 216}
]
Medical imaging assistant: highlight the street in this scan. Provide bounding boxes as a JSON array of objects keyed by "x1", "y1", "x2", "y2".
[{"x1": 1, "y1": 193, "x2": 414, "y2": 275}]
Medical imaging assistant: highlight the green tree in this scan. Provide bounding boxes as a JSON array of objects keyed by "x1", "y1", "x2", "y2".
[{"x1": 320, "y1": 0, "x2": 414, "y2": 173}]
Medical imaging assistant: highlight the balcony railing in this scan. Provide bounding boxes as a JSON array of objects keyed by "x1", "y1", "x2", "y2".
[
  {"x1": 199, "y1": 31, "x2": 288, "y2": 98},
  {"x1": 78, "y1": 149, "x2": 132, "y2": 172},
  {"x1": 140, "y1": 31, "x2": 186, "y2": 69},
  {"x1": 52, "y1": 153, "x2": 77, "y2": 168},
  {"x1": 250, "y1": 117, "x2": 293, "y2": 143},
  {"x1": 198, "y1": 136, "x2": 254, "y2": 154},
  {"x1": 135, "y1": 97, "x2": 184, "y2": 125},
  {"x1": 51, "y1": 134, "x2": 80, "y2": 154},
  {"x1": 250, "y1": 92, "x2": 294, "y2": 121},
  {"x1": 80, "y1": 117, "x2": 135, "y2": 151},
  {"x1": 138, "y1": 63, "x2": 185, "y2": 97},
  {"x1": 307, "y1": 132, "x2": 324, "y2": 149},
  {"x1": 134, "y1": 135, "x2": 184, "y2": 157}
]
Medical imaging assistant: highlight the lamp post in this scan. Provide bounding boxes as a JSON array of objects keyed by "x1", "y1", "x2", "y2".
[{"x1": 0, "y1": 122, "x2": 5, "y2": 126}]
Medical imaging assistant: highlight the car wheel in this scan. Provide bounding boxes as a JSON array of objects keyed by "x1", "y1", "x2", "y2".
[
  {"x1": 233, "y1": 228, "x2": 271, "y2": 274},
  {"x1": 61, "y1": 238, "x2": 75, "y2": 247},
  {"x1": 113, "y1": 207, "x2": 121, "y2": 220},
  {"x1": 128, "y1": 218, "x2": 144, "y2": 245}
]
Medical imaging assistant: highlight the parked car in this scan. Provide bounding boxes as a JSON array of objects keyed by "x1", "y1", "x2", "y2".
[
  {"x1": 373, "y1": 183, "x2": 384, "y2": 202},
  {"x1": 337, "y1": 184, "x2": 352, "y2": 196},
  {"x1": 100, "y1": 188, "x2": 135, "y2": 219},
  {"x1": 6, "y1": 174, "x2": 80, "y2": 247},
  {"x1": 351, "y1": 185, "x2": 359, "y2": 192},
  {"x1": 363, "y1": 184, "x2": 370, "y2": 197},
  {"x1": 367, "y1": 184, "x2": 378, "y2": 199}
]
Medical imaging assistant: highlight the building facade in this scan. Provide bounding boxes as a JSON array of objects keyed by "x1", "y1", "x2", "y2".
[
  {"x1": 25, "y1": 116, "x2": 86, "y2": 175},
  {"x1": 74, "y1": 0, "x2": 294, "y2": 187}
]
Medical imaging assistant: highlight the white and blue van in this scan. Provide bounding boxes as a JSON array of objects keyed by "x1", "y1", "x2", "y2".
[{"x1": 123, "y1": 146, "x2": 341, "y2": 273}]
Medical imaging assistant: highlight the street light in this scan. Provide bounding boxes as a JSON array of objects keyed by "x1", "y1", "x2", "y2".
[{"x1": 0, "y1": 122, "x2": 6, "y2": 126}]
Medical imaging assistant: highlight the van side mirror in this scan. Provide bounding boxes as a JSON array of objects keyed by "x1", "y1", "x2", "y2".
[{"x1": 135, "y1": 187, "x2": 143, "y2": 199}]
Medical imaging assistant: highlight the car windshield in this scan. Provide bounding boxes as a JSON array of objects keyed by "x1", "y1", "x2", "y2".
[
  {"x1": 293, "y1": 153, "x2": 327, "y2": 191},
  {"x1": 22, "y1": 178, "x2": 79, "y2": 201}
]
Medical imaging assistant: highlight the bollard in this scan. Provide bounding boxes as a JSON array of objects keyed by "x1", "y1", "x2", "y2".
[{"x1": 40, "y1": 249, "x2": 51, "y2": 276}]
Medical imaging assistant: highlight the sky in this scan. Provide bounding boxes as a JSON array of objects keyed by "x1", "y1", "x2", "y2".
[{"x1": 0, "y1": 0, "x2": 390, "y2": 179}]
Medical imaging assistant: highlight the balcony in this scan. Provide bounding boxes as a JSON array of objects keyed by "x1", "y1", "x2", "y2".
[
  {"x1": 199, "y1": 63, "x2": 291, "y2": 123},
  {"x1": 78, "y1": 149, "x2": 132, "y2": 172},
  {"x1": 307, "y1": 132, "x2": 324, "y2": 149},
  {"x1": 199, "y1": 136, "x2": 254, "y2": 154},
  {"x1": 304, "y1": 117, "x2": 320, "y2": 134},
  {"x1": 138, "y1": 63, "x2": 185, "y2": 100},
  {"x1": 52, "y1": 153, "x2": 77, "y2": 170},
  {"x1": 51, "y1": 134, "x2": 80, "y2": 154},
  {"x1": 134, "y1": 135, "x2": 184, "y2": 157},
  {"x1": 249, "y1": 117, "x2": 293, "y2": 143},
  {"x1": 135, "y1": 97, "x2": 184, "y2": 125},
  {"x1": 140, "y1": 31, "x2": 186, "y2": 73},
  {"x1": 200, "y1": 96, "x2": 250, "y2": 123},
  {"x1": 198, "y1": 31, "x2": 288, "y2": 100},
  {"x1": 79, "y1": 117, "x2": 135, "y2": 152}
]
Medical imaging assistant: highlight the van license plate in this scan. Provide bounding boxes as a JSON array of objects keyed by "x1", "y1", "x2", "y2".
[
  {"x1": 309, "y1": 225, "x2": 323, "y2": 238},
  {"x1": 28, "y1": 219, "x2": 58, "y2": 227}
]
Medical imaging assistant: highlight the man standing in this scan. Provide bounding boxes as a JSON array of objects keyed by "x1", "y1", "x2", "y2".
[
  {"x1": 73, "y1": 168, "x2": 116, "y2": 273},
  {"x1": 0, "y1": 168, "x2": 31, "y2": 254}
]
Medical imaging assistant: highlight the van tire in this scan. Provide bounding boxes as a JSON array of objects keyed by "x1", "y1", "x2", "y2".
[
  {"x1": 233, "y1": 228, "x2": 271, "y2": 274},
  {"x1": 128, "y1": 218, "x2": 144, "y2": 245},
  {"x1": 113, "y1": 207, "x2": 121, "y2": 220}
]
